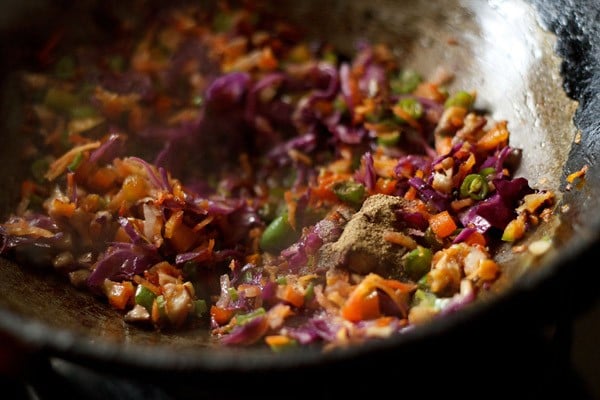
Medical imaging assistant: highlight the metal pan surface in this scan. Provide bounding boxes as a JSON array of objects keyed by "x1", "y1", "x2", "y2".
[{"x1": 0, "y1": 0, "x2": 598, "y2": 395}]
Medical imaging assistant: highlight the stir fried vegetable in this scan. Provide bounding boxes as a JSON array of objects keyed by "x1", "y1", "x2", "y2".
[{"x1": 0, "y1": 1, "x2": 555, "y2": 350}]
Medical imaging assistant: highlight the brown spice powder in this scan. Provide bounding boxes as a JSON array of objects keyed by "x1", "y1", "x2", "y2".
[{"x1": 317, "y1": 194, "x2": 413, "y2": 279}]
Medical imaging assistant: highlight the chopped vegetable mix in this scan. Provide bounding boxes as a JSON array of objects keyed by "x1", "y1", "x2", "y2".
[{"x1": 0, "y1": 1, "x2": 556, "y2": 350}]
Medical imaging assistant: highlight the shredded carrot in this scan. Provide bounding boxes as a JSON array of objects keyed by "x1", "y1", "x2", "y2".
[
  {"x1": 187, "y1": 239, "x2": 215, "y2": 263},
  {"x1": 284, "y1": 190, "x2": 298, "y2": 229},
  {"x1": 151, "y1": 299, "x2": 163, "y2": 325},
  {"x1": 38, "y1": 27, "x2": 65, "y2": 65},
  {"x1": 381, "y1": 278, "x2": 417, "y2": 293},
  {"x1": 383, "y1": 230, "x2": 417, "y2": 250},
  {"x1": 133, "y1": 276, "x2": 161, "y2": 295},
  {"x1": 258, "y1": 47, "x2": 278, "y2": 71},
  {"x1": 373, "y1": 155, "x2": 400, "y2": 179},
  {"x1": 434, "y1": 134, "x2": 453, "y2": 156},
  {"x1": 450, "y1": 197, "x2": 474, "y2": 211},
  {"x1": 413, "y1": 82, "x2": 446, "y2": 103},
  {"x1": 265, "y1": 335, "x2": 294, "y2": 348},
  {"x1": 392, "y1": 105, "x2": 422, "y2": 130},
  {"x1": 164, "y1": 210, "x2": 197, "y2": 252},
  {"x1": 45, "y1": 141, "x2": 101, "y2": 181},
  {"x1": 453, "y1": 152, "x2": 476, "y2": 186},
  {"x1": 309, "y1": 171, "x2": 351, "y2": 204},
  {"x1": 477, "y1": 120, "x2": 509, "y2": 150},
  {"x1": 566, "y1": 164, "x2": 588, "y2": 183},
  {"x1": 49, "y1": 198, "x2": 76, "y2": 218},
  {"x1": 404, "y1": 185, "x2": 417, "y2": 201},
  {"x1": 20, "y1": 180, "x2": 39, "y2": 199}
]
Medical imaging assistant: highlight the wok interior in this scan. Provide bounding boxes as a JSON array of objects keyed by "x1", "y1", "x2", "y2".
[{"x1": 0, "y1": 0, "x2": 592, "y2": 370}]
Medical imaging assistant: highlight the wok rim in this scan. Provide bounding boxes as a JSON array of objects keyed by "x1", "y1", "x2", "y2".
[{"x1": 0, "y1": 0, "x2": 599, "y2": 376}]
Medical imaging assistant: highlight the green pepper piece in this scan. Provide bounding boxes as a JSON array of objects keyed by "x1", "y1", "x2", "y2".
[
  {"x1": 227, "y1": 287, "x2": 239, "y2": 301},
  {"x1": 479, "y1": 166, "x2": 496, "y2": 178},
  {"x1": 212, "y1": 11, "x2": 232, "y2": 32},
  {"x1": 423, "y1": 227, "x2": 444, "y2": 252},
  {"x1": 404, "y1": 245, "x2": 433, "y2": 280},
  {"x1": 193, "y1": 299, "x2": 208, "y2": 317},
  {"x1": 108, "y1": 55, "x2": 125, "y2": 72},
  {"x1": 182, "y1": 261, "x2": 199, "y2": 281},
  {"x1": 67, "y1": 151, "x2": 84, "y2": 172},
  {"x1": 417, "y1": 274, "x2": 430, "y2": 290},
  {"x1": 333, "y1": 96, "x2": 348, "y2": 113},
  {"x1": 444, "y1": 90, "x2": 475, "y2": 109},
  {"x1": 304, "y1": 281, "x2": 315, "y2": 301},
  {"x1": 235, "y1": 307, "x2": 266, "y2": 326},
  {"x1": 323, "y1": 51, "x2": 338, "y2": 65},
  {"x1": 31, "y1": 158, "x2": 49, "y2": 183},
  {"x1": 412, "y1": 288, "x2": 437, "y2": 307},
  {"x1": 135, "y1": 285, "x2": 157, "y2": 313},
  {"x1": 44, "y1": 87, "x2": 78, "y2": 113},
  {"x1": 391, "y1": 69, "x2": 422, "y2": 94},
  {"x1": 259, "y1": 212, "x2": 298, "y2": 253},
  {"x1": 70, "y1": 105, "x2": 98, "y2": 119},
  {"x1": 191, "y1": 95, "x2": 204, "y2": 107},
  {"x1": 377, "y1": 131, "x2": 401, "y2": 147},
  {"x1": 155, "y1": 295, "x2": 167, "y2": 320},
  {"x1": 395, "y1": 97, "x2": 423, "y2": 122},
  {"x1": 276, "y1": 276, "x2": 287, "y2": 285},
  {"x1": 460, "y1": 173, "x2": 489, "y2": 200},
  {"x1": 333, "y1": 181, "x2": 366, "y2": 207},
  {"x1": 54, "y1": 56, "x2": 76, "y2": 79}
]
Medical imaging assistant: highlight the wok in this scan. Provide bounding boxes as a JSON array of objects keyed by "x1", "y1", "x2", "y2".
[{"x1": 0, "y1": 0, "x2": 599, "y2": 397}]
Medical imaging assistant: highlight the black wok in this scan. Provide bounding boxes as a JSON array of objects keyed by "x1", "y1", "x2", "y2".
[{"x1": 0, "y1": 0, "x2": 599, "y2": 398}]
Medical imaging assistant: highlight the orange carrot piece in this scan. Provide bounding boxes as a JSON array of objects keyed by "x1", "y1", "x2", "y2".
[
  {"x1": 50, "y1": 198, "x2": 76, "y2": 218},
  {"x1": 375, "y1": 178, "x2": 398, "y2": 195},
  {"x1": 434, "y1": 134, "x2": 453, "y2": 156},
  {"x1": 89, "y1": 167, "x2": 118, "y2": 192},
  {"x1": 210, "y1": 305, "x2": 235, "y2": 325},
  {"x1": 464, "y1": 230, "x2": 487, "y2": 247},
  {"x1": 429, "y1": 210, "x2": 457, "y2": 238},
  {"x1": 380, "y1": 278, "x2": 417, "y2": 293},
  {"x1": 341, "y1": 290, "x2": 380, "y2": 322},
  {"x1": 107, "y1": 281, "x2": 134, "y2": 310},
  {"x1": 278, "y1": 285, "x2": 305, "y2": 308},
  {"x1": 258, "y1": 47, "x2": 278, "y2": 71}
]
